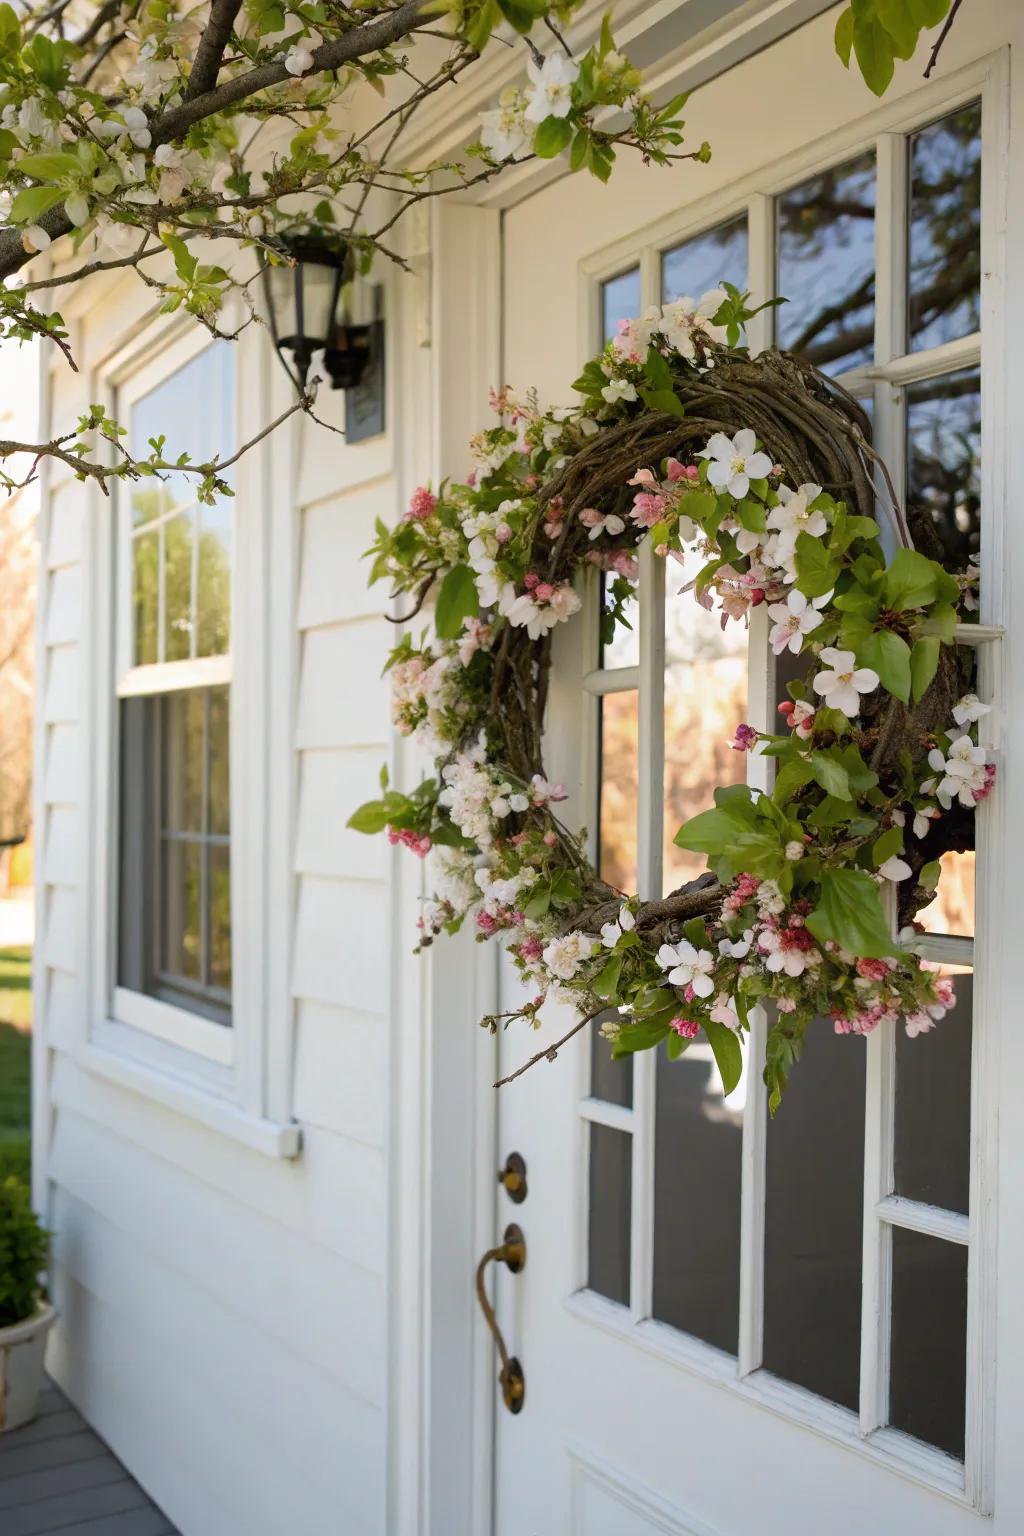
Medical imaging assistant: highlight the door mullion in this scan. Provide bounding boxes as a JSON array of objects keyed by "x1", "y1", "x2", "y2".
[{"x1": 630, "y1": 537, "x2": 664, "y2": 1322}]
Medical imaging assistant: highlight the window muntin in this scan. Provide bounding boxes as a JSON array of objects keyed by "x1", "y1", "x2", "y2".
[
  {"x1": 580, "y1": 95, "x2": 992, "y2": 1484},
  {"x1": 116, "y1": 342, "x2": 235, "y2": 1037},
  {"x1": 601, "y1": 266, "x2": 641, "y2": 346}
]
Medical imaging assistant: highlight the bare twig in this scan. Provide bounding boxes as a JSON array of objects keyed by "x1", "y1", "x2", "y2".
[
  {"x1": 924, "y1": 0, "x2": 964, "y2": 79},
  {"x1": 494, "y1": 1007, "x2": 606, "y2": 1088}
]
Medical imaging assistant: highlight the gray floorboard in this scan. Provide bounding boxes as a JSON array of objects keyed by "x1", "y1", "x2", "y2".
[{"x1": 0, "y1": 1381, "x2": 180, "y2": 1535}]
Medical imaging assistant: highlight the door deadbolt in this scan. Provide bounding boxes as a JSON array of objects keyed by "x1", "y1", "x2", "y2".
[{"x1": 497, "y1": 1151, "x2": 528, "y2": 1204}]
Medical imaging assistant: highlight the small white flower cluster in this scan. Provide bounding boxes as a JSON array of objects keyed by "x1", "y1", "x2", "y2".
[
  {"x1": 609, "y1": 291, "x2": 729, "y2": 379},
  {"x1": 474, "y1": 864, "x2": 537, "y2": 917},
  {"x1": 390, "y1": 649, "x2": 464, "y2": 758},
  {"x1": 542, "y1": 929, "x2": 597, "y2": 981},
  {"x1": 438, "y1": 749, "x2": 562, "y2": 851},
  {"x1": 479, "y1": 54, "x2": 579, "y2": 161},
  {"x1": 420, "y1": 846, "x2": 480, "y2": 934},
  {"x1": 920, "y1": 695, "x2": 995, "y2": 810}
]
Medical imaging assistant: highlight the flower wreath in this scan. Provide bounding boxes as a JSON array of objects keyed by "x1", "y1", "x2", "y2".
[{"x1": 351, "y1": 288, "x2": 989, "y2": 1109}]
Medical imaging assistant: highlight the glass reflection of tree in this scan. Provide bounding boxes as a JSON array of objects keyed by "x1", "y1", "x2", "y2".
[
  {"x1": 907, "y1": 370, "x2": 980, "y2": 572},
  {"x1": 777, "y1": 155, "x2": 876, "y2": 374},
  {"x1": 131, "y1": 512, "x2": 231, "y2": 665},
  {"x1": 909, "y1": 103, "x2": 981, "y2": 351}
]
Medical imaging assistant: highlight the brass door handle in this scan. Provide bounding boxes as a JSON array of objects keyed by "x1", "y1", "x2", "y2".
[
  {"x1": 475, "y1": 1223, "x2": 526, "y2": 1414},
  {"x1": 497, "y1": 1151, "x2": 527, "y2": 1204}
]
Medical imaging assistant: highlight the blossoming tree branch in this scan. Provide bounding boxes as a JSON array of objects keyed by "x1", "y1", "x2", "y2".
[
  {"x1": 0, "y1": 0, "x2": 712, "y2": 493},
  {"x1": 0, "y1": 0, "x2": 961, "y2": 494},
  {"x1": 351, "y1": 293, "x2": 990, "y2": 1110}
]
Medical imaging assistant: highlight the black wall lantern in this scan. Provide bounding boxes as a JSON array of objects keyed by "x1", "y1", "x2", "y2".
[{"x1": 262, "y1": 233, "x2": 374, "y2": 393}]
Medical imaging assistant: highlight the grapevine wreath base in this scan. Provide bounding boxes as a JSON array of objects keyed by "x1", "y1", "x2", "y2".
[{"x1": 350, "y1": 290, "x2": 989, "y2": 1108}]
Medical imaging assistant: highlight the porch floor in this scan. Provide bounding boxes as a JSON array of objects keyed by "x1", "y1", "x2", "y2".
[{"x1": 0, "y1": 1379, "x2": 180, "y2": 1535}]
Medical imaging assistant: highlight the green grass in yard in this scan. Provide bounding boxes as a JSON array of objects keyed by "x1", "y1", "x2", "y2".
[{"x1": 0, "y1": 946, "x2": 31, "y2": 1183}]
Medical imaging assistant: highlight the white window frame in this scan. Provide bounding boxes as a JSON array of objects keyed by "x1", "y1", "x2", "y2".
[
  {"x1": 564, "y1": 48, "x2": 1007, "y2": 1511},
  {"x1": 80, "y1": 308, "x2": 300, "y2": 1158},
  {"x1": 112, "y1": 328, "x2": 235, "y2": 1064}
]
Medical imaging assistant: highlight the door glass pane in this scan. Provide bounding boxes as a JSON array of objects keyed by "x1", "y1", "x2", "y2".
[
  {"x1": 164, "y1": 509, "x2": 194, "y2": 662},
  {"x1": 132, "y1": 530, "x2": 159, "y2": 666},
  {"x1": 652, "y1": 1040, "x2": 744, "y2": 1355},
  {"x1": 591, "y1": 1016, "x2": 632, "y2": 1108},
  {"x1": 587, "y1": 1123, "x2": 631, "y2": 1306},
  {"x1": 764, "y1": 1022, "x2": 865, "y2": 1411},
  {"x1": 197, "y1": 501, "x2": 232, "y2": 658},
  {"x1": 908, "y1": 100, "x2": 981, "y2": 354},
  {"x1": 208, "y1": 844, "x2": 232, "y2": 993},
  {"x1": 889, "y1": 1227, "x2": 968, "y2": 1458},
  {"x1": 602, "y1": 268, "x2": 641, "y2": 346},
  {"x1": 208, "y1": 686, "x2": 230, "y2": 836},
  {"x1": 777, "y1": 150, "x2": 876, "y2": 375},
  {"x1": 915, "y1": 850, "x2": 975, "y2": 937},
  {"x1": 894, "y1": 969, "x2": 972, "y2": 1215},
  {"x1": 663, "y1": 573, "x2": 747, "y2": 896},
  {"x1": 906, "y1": 365, "x2": 980, "y2": 580},
  {"x1": 160, "y1": 837, "x2": 202, "y2": 982},
  {"x1": 162, "y1": 690, "x2": 204, "y2": 834},
  {"x1": 598, "y1": 691, "x2": 638, "y2": 893},
  {"x1": 599, "y1": 571, "x2": 639, "y2": 669},
  {"x1": 661, "y1": 215, "x2": 747, "y2": 304}
]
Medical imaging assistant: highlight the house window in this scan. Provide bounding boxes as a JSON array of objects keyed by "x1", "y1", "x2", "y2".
[
  {"x1": 115, "y1": 342, "x2": 235, "y2": 1037},
  {"x1": 585, "y1": 92, "x2": 990, "y2": 1476}
]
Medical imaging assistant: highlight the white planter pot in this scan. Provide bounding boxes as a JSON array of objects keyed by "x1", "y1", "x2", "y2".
[{"x1": 0, "y1": 1303, "x2": 57, "y2": 1432}]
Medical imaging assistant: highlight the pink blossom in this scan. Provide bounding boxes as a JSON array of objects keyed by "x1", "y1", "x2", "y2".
[
  {"x1": 669, "y1": 1016, "x2": 700, "y2": 1039},
  {"x1": 518, "y1": 936, "x2": 544, "y2": 962},
  {"x1": 608, "y1": 549, "x2": 639, "y2": 580},
  {"x1": 856, "y1": 957, "x2": 890, "y2": 982},
  {"x1": 533, "y1": 582, "x2": 555, "y2": 602},
  {"x1": 523, "y1": 571, "x2": 539, "y2": 590},
  {"x1": 630, "y1": 492, "x2": 667, "y2": 529},
  {"x1": 665, "y1": 457, "x2": 694, "y2": 482},
  {"x1": 386, "y1": 825, "x2": 432, "y2": 857},
  {"x1": 628, "y1": 467, "x2": 657, "y2": 488},
  {"x1": 405, "y1": 486, "x2": 437, "y2": 521},
  {"x1": 730, "y1": 723, "x2": 758, "y2": 752},
  {"x1": 476, "y1": 911, "x2": 498, "y2": 934},
  {"x1": 495, "y1": 522, "x2": 512, "y2": 544},
  {"x1": 543, "y1": 830, "x2": 558, "y2": 847}
]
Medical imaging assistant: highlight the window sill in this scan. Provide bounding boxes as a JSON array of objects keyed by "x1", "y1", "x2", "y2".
[{"x1": 75, "y1": 1041, "x2": 302, "y2": 1160}]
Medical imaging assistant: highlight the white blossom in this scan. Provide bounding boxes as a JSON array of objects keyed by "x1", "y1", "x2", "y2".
[
  {"x1": 811, "y1": 647, "x2": 879, "y2": 718},
  {"x1": 523, "y1": 53, "x2": 578, "y2": 124},
  {"x1": 767, "y1": 588, "x2": 823, "y2": 656},
  {"x1": 698, "y1": 429, "x2": 773, "y2": 500},
  {"x1": 542, "y1": 930, "x2": 596, "y2": 981},
  {"x1": 951, "y1": 693, "x2": 990, "y2": 727},
  {"x1": 656, "y1": 940, "x2": 716, "y2": 998},
  {"x1": 480, "y1": 87, "x2": 529, "y2": 159}
]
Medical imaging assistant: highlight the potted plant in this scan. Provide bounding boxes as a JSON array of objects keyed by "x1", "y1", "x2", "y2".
[{"x1": 0, "y1": 1176, "x2": 55, "y2": 1432}]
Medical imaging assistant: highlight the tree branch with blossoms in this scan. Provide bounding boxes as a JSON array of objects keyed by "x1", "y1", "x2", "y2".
[
  {"x1": 0, "y1": 0, "x2": 709, "y2": 485},
  {"x1": 350, "y1": 292, "x2": 991, "y2": 1110}
]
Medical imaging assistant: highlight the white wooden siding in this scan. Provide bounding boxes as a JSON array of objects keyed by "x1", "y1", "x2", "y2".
[{"x1": 34, "y1": 261, "x2": 404, "y2": 1535}]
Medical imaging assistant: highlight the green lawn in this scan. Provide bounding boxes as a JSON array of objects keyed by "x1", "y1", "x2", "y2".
[{"x1": 0, "y1": 947, "x2": 31, "y2": 1184}]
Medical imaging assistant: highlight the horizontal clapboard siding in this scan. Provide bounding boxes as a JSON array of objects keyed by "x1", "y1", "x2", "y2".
[{"x1": 36, "y1": 297, "x2": 404, "y2": 1536}]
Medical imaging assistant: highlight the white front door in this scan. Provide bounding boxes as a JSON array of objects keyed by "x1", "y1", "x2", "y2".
[{"x1": 483, "y1": 6, "x2": 1018, "y2": 1533}]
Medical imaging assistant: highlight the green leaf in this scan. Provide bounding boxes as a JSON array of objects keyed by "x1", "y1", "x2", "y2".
[
  {"x1": 920, "y1": 601, "x2": 957, "y2": 643},
  {"x1": 910, "y1": 635, "x2": 941, "y2": 701},
  {"x1": 794, "y1": 530, "x2": 839, "y2": 599},
  {"x1": 877, "y1": 0, "x2": 920, "y2": 57},
  {"x1": 346, "y1": 799, "x2": 391, "y2": 834},
  {"x1": 0, "y1": 1, "x2": 20, "y2": 51},
  {"x1": 835, "y1": 5, "x2": 854, "y2": 65},
  {"x1": 673, "y1": 786, "x2": 757, "y2": 853},
  {"x1": 13, "y1": 151, "x2": 80, "y2": 181},
  {"x1": 533, "y1": 115, "x2": 574, "y2": 158},
  {"x1": 704, "y1": 1018, "x2": 743, "y2": 1095},
  {"x1": 465, "y1": 0, "x2": 500, "y2": 51},
  {"x1": 612, "y1": 1018, "x2": 671, "y2": 1057},
  {"x1": 858, "y1": 630, "x2": 911, "y2": 704},
  {"x1": 9, "y1": 184, "x2": 63, "y2": 224},
  {"x1": 569, "y1": 129, "x2": 589, "y2": 173},
  {"x1": 918, "y1": 858, "x2": 941, "y2": 891},
  {"x1": 434, "y1": 563, "x2": 480, "y2": 638},
  {"x1": 496, "y1": 0, "x2": 546, "y2": 32},
  {"x1": 666, "y1": 1030, "x2": 690, "y2": 1061},
  {"x1": 885, "y1": 548, "x2": 939, "y2": 611},
  {"x1": 810, "y1": 751, "x2": 852, "y2": 801},
  {"x1": 522, "y1": 884, "x2": 552, "y2": 920},
  {"x1": 773, "y1": 758, "x2": 815, "y2": 805},
  {"x1": 806, "y1": 867, "x2": 899, "y2": 957},
  {"x1": 907, "y1": 0, "x2": 951, "y2": 24},
  {"x1": 639, "y1": 387, "x2": 685, "y2": 417},
  {"x1": 852, "y1": 13, "x2": 895, "y2": 95},
  {"x1": 161, "y1": 231, "x2": 196, "y2": 282},
  {"x1": 872, "y1": 826, "x2": 904, "y2": 867},
  {"x1": 593, "y1": 953, "x2": 623, "y2": 1001}
]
